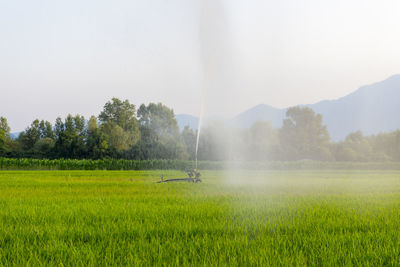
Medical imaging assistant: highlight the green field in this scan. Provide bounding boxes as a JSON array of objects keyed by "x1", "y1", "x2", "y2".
[{"x1": 1, "y1": 170, "x2": 400, "y2": 266}]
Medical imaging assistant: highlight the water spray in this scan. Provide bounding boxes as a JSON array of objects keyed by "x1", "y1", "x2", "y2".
[
  {"x1": 158, "y1": 67, "x2": 206, "y2": 183},
  {"x1": 194, "y1": 0, "x2": 216, "y2": 172},
  {"x1": 160, "y1": 72, "x2": 207, "y2": 183},
  {"x1": 194, "y1": 76, "x2": 208, "y2": 170},
  {"x1": 158, "y1": 0, "x2": 224, "y2": 184}
]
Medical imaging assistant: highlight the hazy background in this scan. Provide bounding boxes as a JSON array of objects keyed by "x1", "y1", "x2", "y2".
[{"x1": 1, "y1": 0, "x2": 400, "y2": 131}]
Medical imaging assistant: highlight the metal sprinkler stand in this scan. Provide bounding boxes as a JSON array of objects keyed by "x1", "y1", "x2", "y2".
[{"x1": 157, "y1": 169, "x2": 202, "y2": 183}]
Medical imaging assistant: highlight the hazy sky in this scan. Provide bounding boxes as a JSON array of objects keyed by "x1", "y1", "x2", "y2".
[{"x1": 1, "y1": 0, "x2": 400, "y2": 131}]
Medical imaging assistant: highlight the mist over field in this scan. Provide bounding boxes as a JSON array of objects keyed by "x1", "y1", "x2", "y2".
[{"x1": 1, "y1": 1, "x2": 400, "y2": 265}]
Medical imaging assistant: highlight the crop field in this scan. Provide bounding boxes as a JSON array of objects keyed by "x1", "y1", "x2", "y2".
[{"x1": 1, "y1": 170, "x2": 400, "y2": 266}]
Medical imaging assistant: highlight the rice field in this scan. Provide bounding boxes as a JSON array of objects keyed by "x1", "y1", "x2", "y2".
[{"x1": 1, "y1": 170, "x2": 400, "y2": 266}]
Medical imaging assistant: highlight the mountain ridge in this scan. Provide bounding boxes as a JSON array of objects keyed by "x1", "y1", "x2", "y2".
[{"x1": 175, "y1": 74, "x2": 400, "y2": 141}]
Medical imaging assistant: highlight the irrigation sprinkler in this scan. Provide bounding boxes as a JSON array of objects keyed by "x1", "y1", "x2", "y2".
[
  {"x1": 157, "y1": 169, "x2": 202, "y2": 183},
  {"x1": 157, "y1": 0, "x2": 214, "y2": 185}
]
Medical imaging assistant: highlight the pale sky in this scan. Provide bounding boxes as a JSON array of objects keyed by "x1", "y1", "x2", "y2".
[{"x1": 1, "y1": 0, "x2": 400, "y2": 131}]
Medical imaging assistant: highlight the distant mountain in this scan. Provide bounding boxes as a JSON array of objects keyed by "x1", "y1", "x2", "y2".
[
  {"x1": 175, "y1": 114, "x2": 199, "y2": 131},
  {"x1": 309, "y1": 74, "x2": 400, "y2": 140},
  {"x1": 233, "y1": 74, "x2": 400, "y2": 141},
  {"x1": 176, "y1": 75, "x2": 400, "y2": 141}
]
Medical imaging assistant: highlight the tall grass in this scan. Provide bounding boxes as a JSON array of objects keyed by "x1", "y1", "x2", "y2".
[{"x1": 0, "y1": 170, "x2": 400, "y2": 265}]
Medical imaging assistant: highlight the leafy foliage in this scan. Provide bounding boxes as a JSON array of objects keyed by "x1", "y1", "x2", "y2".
[
  {"x1": 99, "y1": 98, "x2": 140, "y2": 152},
  {"x1": 2, "y1": 101, "x2": 400, "y2": 162},
  {"x1": 0, "y1": 117, "x2": 11, "y2": 156},
  {"x1": 280, "y1": 107, "x2": 332, "y2": 160},
  {"x1": 136, "y1": 103, "x2": 188, "y2": 160}
]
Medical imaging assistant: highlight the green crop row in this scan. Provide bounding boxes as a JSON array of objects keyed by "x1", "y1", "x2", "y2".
[
  {"x1": 0, "y1": 158, "x2": 188, "y2": 170},
  {"x1": 0, "y1": 158, "x2": 224, "y2": 171},
  {"x1": 1, "y1": 157, "x2": 400, "y2": 170}
]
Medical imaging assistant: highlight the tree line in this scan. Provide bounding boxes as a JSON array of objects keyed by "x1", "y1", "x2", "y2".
[{"x1": 1, "y1": 98, "x2": 400, "y2": 162}]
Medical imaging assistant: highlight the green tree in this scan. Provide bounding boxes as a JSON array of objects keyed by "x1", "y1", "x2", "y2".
[
  {"x1": 0, "y1": 131, "x2": 6, "y2": 155},
  {"x1": 86, "y1": 116, "x2": 108, "y2": 159},
  {"x1": 54, "y1": 115, "x2": 86, "y2": 158},
  {"x1": 0, "y1": 117, "x2": 11, "y2": 155},
  {"x1": 280, "y1": 107, "x2": 332, "y2": 160},
  {"x1": 34, "y1": 138, "x2": 56, "y2": 155},
  {"x1": 138, "y1": 103, "x2": 179, "y2": 142},
  {"x1": 246, "y1": 121, "x2": 280, "y2": 160},
  {"x1": 334, "y1": 145, "x2": 358, "y2": 161},
  {"x1": 18, "y1": 119, "x2": 55, "y2": 156},
  {"x1": 0, "y1": 117, "x2": 10, "y2": 134},
  {"x1": 39, "y1": 120, "x2": 55, "y2": 139},
  {"x1": 101, "y1": 123, "x2": 129, "y2": 152},
  {"x1": 99, "y1": 98, "x2": 140, "y2": 153},
  {"x1": 367, "y1": 130, "x2": 400, "y2": 161},
  {"x1": 136, "y1": 103, "x2": 188, "y2": 160},
  {"x1": 18, "y1": 119, "x2": 41, "y2": 151},
  {"x1": 182, "y1": 126, "x2": 196, "y2": 160},
  {"x1": 334, "y1": 131, "x2": 373, "y2": 161}
]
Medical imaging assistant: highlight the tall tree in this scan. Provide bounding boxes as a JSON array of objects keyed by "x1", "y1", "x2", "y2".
[
  {"x1": 246, "y1": 121, "x2": 280, "y2": 160},
  {"x1": 280, "y1": 107, "x2": 332, "y2": 160},
  {"x1": 182, "y1": 126, "x2": 196, "y2": 160},
  {"x1": 54, "y1": 115, "x2": 86, "y2": 158},
  {"x1": 18, "y1": 119, "x2": 55, "y2": 156},
  {"x1": 0, "y1": 117, "x2": 10, "y2": 134},
  {"x1": 86, "y1": 116, "x2": 108, "y2": 159},
  {"x1": 99, "y1": 98, "x2": 140, "y2": 152},
  {"x1": 334, "y1": 131, "x2": 373, "y2": 161},
  {"x1": 18, "y1": 120, "x2": 42, "y2": 151},
  {"x1": 39, "y1": 120, "x2": 55, "y2": 139},
  {"x1": 136, "y1": 103, "x2": 188, "y2": 160},
  {"x1": 367, "y1": 130, "x2": 400, "y2": 161},
  {"x1": 0, "y1": 117, "x2": 10, "y2": 155}
]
